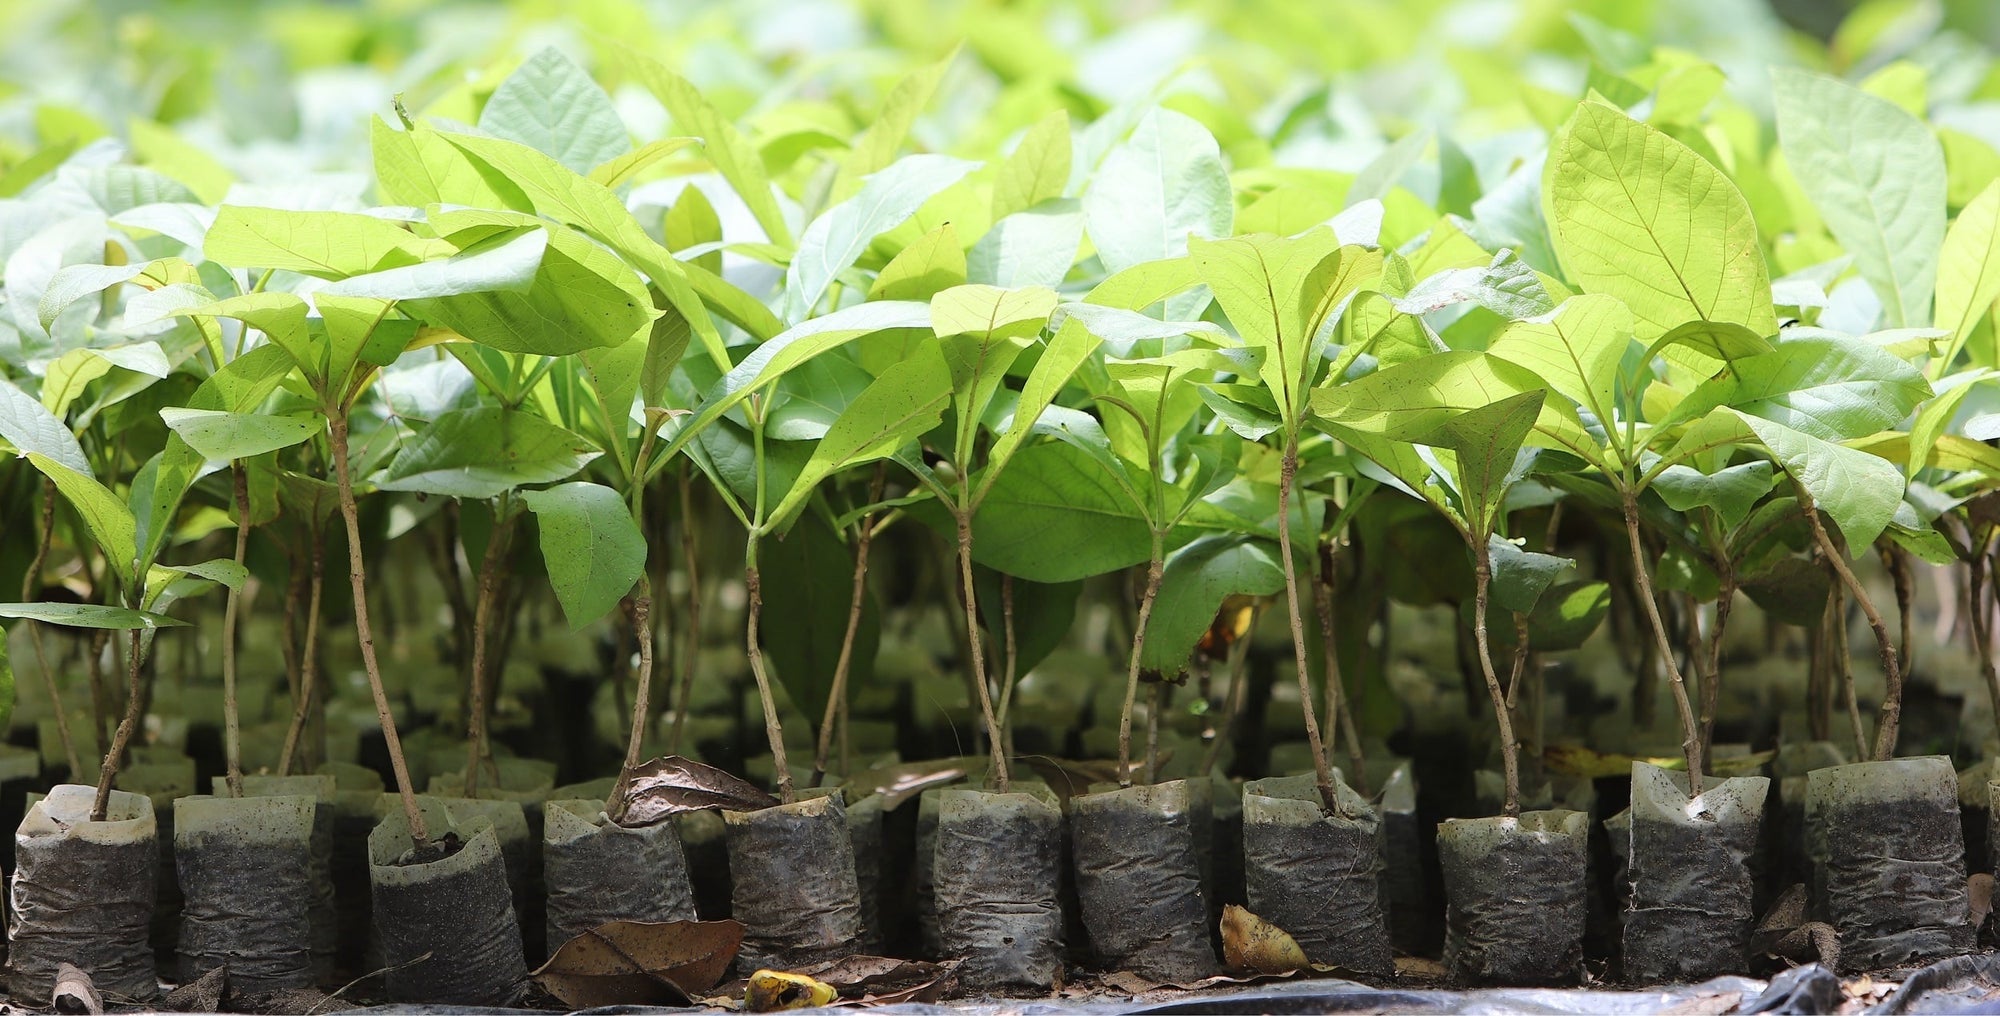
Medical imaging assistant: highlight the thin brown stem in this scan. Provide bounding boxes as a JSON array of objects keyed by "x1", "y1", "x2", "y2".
[
  {"x1": 1313, "y1": 537, "x2": 1366, "y2": 794},
  {"x1": 1276, "y1": 437, "x2": 1339, "y2": 814},
  {"x1": 954, "y1": 509, "x2": 1010, "y2": 792},
  {"x1": 23, "y1": 479, "x2": 82, "y2": 778},
  {"x1": 330, "y1": 415, "x2": 427, "y2": 846},
  {"x1": 811, "y1": 466, "x2": 884, "y2": 787},
  {"x1": 278, "y1": 535, "x2": 325, "y2": 776},
  {"x1": 465, "y1": 506, "x2": 516, "y2": 796},
  {"x1": 1886, "y1": 543, "x2": 1916, "y2": 678},
  {"x1": 621, "y1": 587, "x2": 655, "y2": 771},
  {"x1": 1117, "y1": 534, "x2": 1167, "y2": 787},
  {"x1": 668, "y1": 466, "x2": 700, "y2": 755},
  {"x1": 1471, "y1": 543, "x2": 1522, "y2": 817},
  {"x1": 222, "y1": 465, "x2": 251, "y2": 797},
  {"x1": 1144, "y1": 681, "x2": 1163, "y2": 785},
  {"x1": 1832, "y1": 584, "x2": 1868, "y2": 760},
  {"x1": 1973, "y1": 545, "x2": 2000, "y2": 745},
  {"x1": 1796, "y1": 485, "x2": 1903, "y2": 760},
  {"x1": 1701, "y1": 563, "x2": 1735, "y2": 760},
  {"x1": 90, "y1": 629, "x2": 145, "y2": 821},
  {"x1": 1620, "y1": 489, "x2": 1705, "y2": 798},
  {"x1": 996, "y1": 570, "x2": 1019, "y2": 766},
  {"x1": 745, "y1": 558, "x2": 795, "y2": 803}
]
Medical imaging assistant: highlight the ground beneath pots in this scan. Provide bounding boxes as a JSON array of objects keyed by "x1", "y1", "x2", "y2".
[{"x1": 293, "y1": 952, "x2": 2000, "y2": 1015}]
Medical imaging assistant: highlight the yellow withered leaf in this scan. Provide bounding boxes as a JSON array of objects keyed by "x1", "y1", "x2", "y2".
[{"x1": 746, "y1": 970, "x2": 838, "y2": 1012}]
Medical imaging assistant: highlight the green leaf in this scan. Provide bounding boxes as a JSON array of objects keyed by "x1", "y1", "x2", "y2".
[
  {"x1": 478, "y1": 47, "x2": 630, "y2": 177},
  {"x1": 968, "y1": 199, "x2": 1084, "y2": 290},
  {"x1": 963, "y1": 440, "x2": 1154, "y2": 583},
  {"x1": 0, "y1": 377, "x2": 90, "y2": 475},
  {"x1": 0, "y1": 603, "x2": 184, "y2": 629},
  {"x1": 159, "y1": 409, "x2": 320, "y2": 463},
  {"x1": 38, "y1": 262, "x2": 148, "y2": 330},
  {"x1": 1420, "y1": 390, "x2": 1547, "y2": 536},
  {"x1": 1485, "y1": 294, "x2": 1633, "y2": 429},
  {"x1": 1486, "y1": 534, "x2": 1571, "y2": 613},
  {"x1": 784, "y1": 154, "x2": 978, "y2": 322},
  {"x1": 759, "y1": 512, "x2": 877, "y2": 724},
  {"x1": 1646, "y1": 320, "x2": 1775, "y2": 365},
  {"x1": 1740, "y1": 553, "x2": 1832, "y2": 626},
  {"x1": 1937, "y1": 180, "x2": 2000, "y2": 366},
  {"x1": 378, "y1": 408, "x2": 595, "y2": 499},
  {"x1": 663, "y1": 301, "x2": 934, "y2": 464},
  {"x1": 992, "y1": 109, "x2": 1071, "y2": 220},
  {"x1": 26, "y1": 453, "x2": 137, "y2": 585},
  {"x1": 202, "y1": 206, "x2": 442, "y2": 278},
  {"x1": 158, "y1": 558, "x2": 248, "y2": 590},
  {"x1": 1545, "y1": 100, "x2": 1775, "y2": 340},
  {"x1": 1392, "y1": 249, "x2": 1556, "y2": 320},
  {"x1": 1733, "y1": 410, "x2": 1904, "y2": 552},
  {"x1": 1650, "y1": 461, "x2": 1774, "y2": 529},
  {"x1": 974, "y1": 567, "x2": 1081, "y2": 678},
  {"x1": 1773, "y1": 68, "x2": 1946, "y2": 329},
  {"x1": 317, "y1": 227, "x2": 546, "y2": 299},
  {"x1": 589, "y1": 138, "x2": 701, "y2": 190},
  {"x1": 1140, "y1": 535, "x2": 1285, "y2": 671},
  {"x1": 1515, "y1": 580, "x2": 1611, "y2": 652},
  {"x1": 1675, "y1": 336, "x2": 1931, "y2": 442},
  {"x1": 1192, "y1": 230, "x2": 1378, "y2": 424},
  {"x1": 930, "y1": 284, "x2": 1059, "y2": 343},
  {"x1": 623, "y1": 48, "x2": 793, "y2": 246},
  {"x1": 1348, "y1": 127, "x2": 1431, "y2": 208},
  {"x1": 767, "y1": 346, "x2": 953, "y2": 531},
  {"x1": 175, "y1": 294, "x2": 317, "y2": 384},
  {"x1": 521, "y1": 481, "x2": 646, "y2": 630},
  {"x1": 435, "y1": 129, "x2": 723, "y2": 369},
  {"x1": 372, "y1": 117, "x2": 516, "y2": 209},
  {"x1": 871, "y1": 222, "x2": 966, "y2": 302},
  {"x1": 1084, "y1": 108, "x2": 1232, "y2": 281},
  {"x1": 407, "y1": 217, "x2": 655, "y2": 356},
  {"x1": 983, "y1": 314, "x2": 1104, "y2": 483}
]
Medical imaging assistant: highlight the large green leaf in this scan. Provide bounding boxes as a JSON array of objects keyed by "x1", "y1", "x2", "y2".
[
  {"x1": 992, "y1": 109, "x2": 1071, "y2": 221},
  {"x1": 1486, "y1": 533, "x2": 1570, "y2": 613},
  {"x1": 842, "y1": 49, "x2": 954, "y2": 182},
  {"x1": 316, "y1": 227, "x2": 545, "y2": 300},
  {"x1": 405, "y1": 215, "x2": 656, "y2": 355},
  {"x1": 377, "y1": 408, "x2": 595, "y2": 499},
  {"x1": 1937, "y1": 180, "x2": 2000, "y2": 366},
  {"x1": 0, "y1": 602, "x2": 185, "y2": 629},
  {"x1": 1773, "y1": 68, "x2": 1946, "y2": 329},
  {"x1": 478, "y1": 47, "x2": 630, "y2": 177},
  {"x1": 1139, "y1": 534, "x2": 1285, "y2": 671},
  {"x1": 1485, "y1": 293, "x2": 1632, "y2": 431},
  {"x1": 26, "y1": 453, "x2": 136, "y2": 585},
  {"x1": 1671, "y1": 335, "x2": 1931, "y2": 442},
  {"x1": 983, "y1": 314, "x2": 1106, "y2": 483},
  {"x1": 967, "y1": 200, "x2": 1084, "y2": 290},
  {"x1": 521, "y1": 481, "x2": 646, "y2": 630},
  {"x1": 759, "y1": 512, "x2": 878, "y2": 725},
  {"x1": 784, "y1": 154, "x2": 978, "y2": 322},
  {"x1": 203, "y1": 206, "x2": 444, "y2": 278},
  {"x1": 1193, "y1": 230, "x2": 1380, "y2": 424},
  {"x1": 1730, "y1": 410, "x2": 1904, "y2": 552},
  {"x1": 767, "y1": 346, "x2": 953, "y2": 530},
  {"x1": 1545, "y1": 100, "x2": 1775, "y2": 341},
  {"x1": 965, "y1": 440, "x2": 1154, "y2": 583},
  {"x1": 1650, "y1": 461, "x2": 1773, "y2": 529},
  {"x1": 159, "y1": 409, "x2": 320, "y2": 464},
  {"x1": 1419, "y1": 390, "x2": 1547, "y2": 536},
  {"x1": 1083, "y1": 108, "x2": 1232, "y2": 280},
  {"x1": 0, "y1": 377, "x2": 89, "y2": 475}
]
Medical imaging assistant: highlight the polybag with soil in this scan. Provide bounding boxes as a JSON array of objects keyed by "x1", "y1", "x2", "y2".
[
  {"x1": 8, "y1": 785, "x2": 158, "y2": 1002},
  {"x1": 542, "y1": 798, "x2": 696, "y2": 948},
  {"x1": 933, "y1": 784, "x2": 1065, "y2": 992},
  {"x1": 229, "y1": 774, "x2": 339, "y2": 982},
  {"x1": 1805, "y1": 756, "x2": 1974, "y2": 970},
  {"x1": 1438, "y1": 809, "x2": 1588, "y2": 985},
  {"x1": 174, "y1": 793, "x2": 318, "y2": 990},
  {"x1": 1070, "y1": 780, "x2": 1217, "y2": 982},
  {"x1": 1241, "y1": 773, "x2": 1391, "y2": 976},
  {"x1": 1623, "y1": 762, "x2": 1770, "y2": 982},
  {"x1": 367, "y1": 799, "x2": 528, "y2": 1006},
  {"x1": 724, "y1": 791, "x2": 863, "y2": 972}
]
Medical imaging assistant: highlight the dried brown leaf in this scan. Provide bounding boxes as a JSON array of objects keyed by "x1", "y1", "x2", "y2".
[
  {"x1": 53, "y1": 963, "x2": 102, "y2": 1015},
  {"x1": 1220, "y1": 904, "x2": 1308, "y2": 975},
  {"x1": 841, "y1": 757, "x2": 980, "y2": 810},
  {"x1": 531, "y1": 919, "x2": 744, "y2": 1008},
  {"x1": 165, "y1": 966, "x2": 227, "y2": 1013},
  {"x1": 789, "y1": 955, "x2": 958, "y2": 1006},
  {"x1": 609, "y1": 757, "x2": 778, "y2": 827},
  {"x1": 746, "y1": 970, "x2": 837, "y2": 1012},
  {"x1": 1971, "y1": 872, "x2": 1994, "y2": 928}
]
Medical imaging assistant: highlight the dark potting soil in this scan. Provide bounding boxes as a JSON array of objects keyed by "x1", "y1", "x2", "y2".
[
  {"x1": 933, "y1": 787, "x2": 1066, "y2": 992},
  {"x1": 9, "y1": 831, "x2": 158, "y2": 1002},
  {"x1": 725, "y1": 792, "x2": 864, "y2": 973},
  {"x1": 1811, "y1": 788, "x2": 1974, "y2": 969},
  {"x1": 1439, "y1": 811, "x2": 1588, "y2": 986},
  {"x1": 1071, "y1": 782, "x2": 1218, "y2": 983},
  {"x1": 394, "y1": 832, "x2": 465, "y2": 866},
  {"x1": 1623, "y1": 771, "x2": 1768, "y2": 983},
  {"x1": 1242, "y1": 775, "x2": 1392, "y2": 976}
]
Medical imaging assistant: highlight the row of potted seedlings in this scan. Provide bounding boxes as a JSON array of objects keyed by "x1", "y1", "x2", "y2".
[{"x1": 4, "y1": 41, "x2": 2000, "y2": 1005}]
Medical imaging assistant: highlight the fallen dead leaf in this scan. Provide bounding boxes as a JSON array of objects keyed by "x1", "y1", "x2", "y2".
[
  {"x1": 1394, "y1": 956, "x2": 1449, "y2": 981},
  {"x1": 1221, "y1": 904, "x2": 1308, "y2": 975},
  {"x1": 1972, "y1": 873, "x2": 1994, "y2": 929},
  {"x1": 53, "y1": 963, "x2": 102, "y2": 1015},
  {"x1": 531, "y1": 919, "x2": 744, "y2": 1008},
  {"x1": 609, "y1": 757, "x2": 778, "y2": 827},
  {"x1": 841, "y1": 757, "x2": 981, "y2": 810},
  {"x1": 165, "y1": 966, "x2": 227, "y2": 1013},
  {"x1": 747, "y1": 970, "x2": 837, "y2": 1012},
  {"x1": 788, "y1": 956, "x2": 958, "y2": 1006}
]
